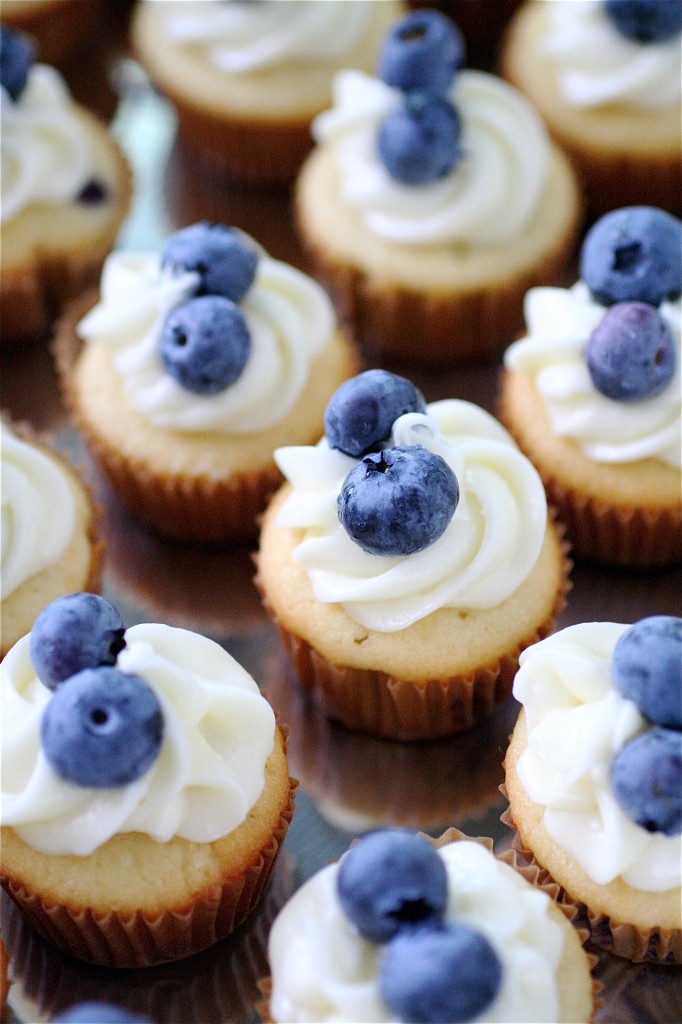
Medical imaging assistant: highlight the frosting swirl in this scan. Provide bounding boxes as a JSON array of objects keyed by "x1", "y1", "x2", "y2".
[
  {"x1": 541, "y1": 0, "x2": 681, "y2": 109},
  {"x1": 504, "y1": 283, "x2": 682, "y2": 467},
  {"x1": 77, "y1": 249, "x2": 335, "y2": 433},
  {"x1": 1, "y1": 623, "x2": 275, "y2": 856},
  {"x1": 274, "y1": 401, "x2": 547, "y2": 632},
  {"x1": 162, "y1": 0, "x2": 378, "y2": 73},
  {"x1": 268, "y1": 840, "x2": 564, "y2": 1024},
  {"x1": 0, "y1": 64, "x2": 92, "y2": 226},
  {"x1": 1, "y1": 426, "x2": 76, "y2": 600},
  {"x1": 513, "y1": 622, "x2": 681, "y2": 892},
  {"x1": 311, "y1": 68, "x2": 550, "y2": 246}
]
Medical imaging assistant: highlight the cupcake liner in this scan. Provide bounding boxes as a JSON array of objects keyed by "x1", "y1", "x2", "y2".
[
  {"x1": 258, "y1": 514, "x2": 571, "y2": 742},
  {"x1": 53, "y1": 298, "x2": 287, "y2": 544},
  {"x1": 2, "y1": 775, "x2": 296, "y2": 969},
  {"x1": 500, "y1": 799, "x2": 682, "y2": 965}
]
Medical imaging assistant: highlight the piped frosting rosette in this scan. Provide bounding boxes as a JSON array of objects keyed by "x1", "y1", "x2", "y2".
[{"x1": 275, "y1": 401, "x2": 547, "y2": 632}]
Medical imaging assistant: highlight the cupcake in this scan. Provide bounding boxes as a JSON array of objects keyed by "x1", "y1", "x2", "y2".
[
  {"x1": 0, "y1": 26, "x2": 132, "y2": 346},
  {"x1": 131, "y1": 0, "x2": 404, "y2": 183},
  {"x1": 0, "y1": 419, "x2": 102, "y2": 660},
  {"x1": 295, "y1": 7, "x2": 582, "y2": 366},
  {"x1": 256, "y1": 368, "x2": 570, "y2": 741},
  {"x1": 263, "y1": 828, "x2": 595, "y2": 1023},
  {"x1": 0, "y1": 593, "x2": 295, "y2": 968},
  {"x1": 500, "y1": 0, "x2": 682, "y2": 216},
  {"x1": 55, "y1": 221, "x2": 360, "y2": 544},
  {"x1": 504, "y1": 618, "x2": 682, "y2": 963},
  {"x1": 499, "y1": 206, "x2": 681, "y2": 569}
]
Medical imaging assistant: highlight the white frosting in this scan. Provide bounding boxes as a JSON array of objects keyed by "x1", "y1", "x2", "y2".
[
  {"x1": 161, "y1": 0, "x2": 378, "y2": 73},
  {"x1": 311, "y1": 68, "x2": 550, "y2": 246},
  {"x1": 77, "y1": 249, "x2": 335, "y2": 433},
  {"x1": 541, "y1": 0, "x2": 681, "y2": 110},
  {"x1": 0, "y1": 623, "x2": 276, "y2": 856},
  {"x1": 513, "y1": 622, "x2": 681, "y2": 892},
  {"x1": 1, "y1": 425, "x2": 76, "y2": 600},
  {"x1": 274, "y1": 401, "x2": 547, "y2": 632},
  {"x1": 504, "y1": 283, "x2": 682, "y2": 468},
  {"x1": 0, "y1": 64, "x2": 93, "y2": 226},
  {"x1": 268, "y1": 840, "x2": 565, "y2": 1024}
]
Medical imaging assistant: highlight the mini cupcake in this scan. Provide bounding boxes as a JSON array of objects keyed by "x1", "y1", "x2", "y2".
[
  {"x1": 256, "y1": 368, "x2": 570, "y2": 741},
  {"x1": 55, "y1": 222, "x2": 360, "y2": 543},
  {"x1": 0, "y1": 26, "x2": 132, "y2": 346},
  {"x1": 0, "y1": 420, "x2": 102, "y2": 660},
  {"x1": 263, "y1": 828, "x2": 595, "y2": 1023},
  {"x1": 131, "y1": 0, "x2": 404, "y2": 183},
  {"x1": 499, "y1": 206, "x2": 681, "y2": 569},
  {"x1": 500, "y1": 0, "x2": 682, "y2": 216},
  {"x1": 295, "y1": 7, "x2": 582, "y2": 366},
  {"x1": 504, "y1": 618, "x2": 682, "y2": 963},
  {"x1": 0, "y1": 593, "x2": 295, "y2": 968}
]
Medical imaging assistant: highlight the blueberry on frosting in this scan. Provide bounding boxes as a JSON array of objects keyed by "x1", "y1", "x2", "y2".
[
  {"x1": 585, "y1": 301, "x2": 676, "y2": 402},
  {"x1": 324, "y1": 369, "x2": 426, "y2": 457},
  {"x1": 611, "y1": 727, "x2": 682, "y2": 837},
  {"x1": 52, "y1": 1002, "x2": 152, "y2": 1024},
  {"x1": 580, "y1": 207, "x2": 682, "y2": 308},
  {"x1": 378, "y1": 9, "x2": 465, "y2": 96},
  {"x1": 0, "y1": 26, "x2": 33, "y2": 103},
  {"x1": 160, "y1": 222, "x2": 258, "y2": 304},
  {"x1": 338, "y1": 445, "x2": 459, "y2": 557},
  {"x1": 160, "y1": 294, "x2": 251, "y2": 395},
  {"x1": 612, "y1": 616, "x2": 682, "y2": 729},
  {"x1": 30, "y1": 593, "x2": 126, "y2": 692},
  {"x1": 41, "y1": 666, "x2": 164, "y2": 789},
  {"x1": 604, "y1": 0, "x2": 682, "y2": 43},
  {"x1": 337, "y1": 830, "x2": 448, "y2": 942},
  {"x1": 380, "y1": 922, "x2": 502, "y2": 1024},
  {"x1": 378, "y1": 92, "x2": 463, "y2": 186}
]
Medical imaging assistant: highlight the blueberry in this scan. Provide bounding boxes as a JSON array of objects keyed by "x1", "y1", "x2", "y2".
[
  {"x1": 337, "y1": 829, "x2": 448, "y2": 943},
  {"x1": 52, "y1": 1003, "x2": 152, "y2": 1024},
  {"x1": 585, "y1": 301, "x2": 676, "y2": 402},
  {"x1": 41, "y1": 667, "x2": 164, "y2": 789},
  {"x1": 30, "y1": 594, "x2": 126, "y2": 692},
  {"x1": 378, "y1": 9, "x2": 465, "y2": 95},
  {"x1": 0, "y1": 26, "x2": 33, "y2": 102},
  {"x1": 611, "y1": 727, "x2": 682, "y2": 835},
  {"x1": 160, "y1": 295, "x2": 251, "y2": 394},
  {"x1": 604, "y1": 0, "x2": 682, "y2": 43},
  {"x1": 380, "y1": 923, "x2": 502, "y2": 1023},
  {"x1": 77, "y1": 178, "x2": 109, "y2": 205},
  {"x1": 160, "y1": 222, "x2": 258, "y2": 303},
  {"x1": 378, "y1": 92, "x2": 463, "y2": 186},
  {"x1": 580, "y1": 207, "x2": 682, "y2": 308},
  {"x1": 338, "y1": 446, "x2": 459, "y2": 557},
  {"x1": 324, "y1": 369, "x2": 427, "y2": 457},
  {"x1": 612, "y1": 617, "x2": 682, "y2": 729}
]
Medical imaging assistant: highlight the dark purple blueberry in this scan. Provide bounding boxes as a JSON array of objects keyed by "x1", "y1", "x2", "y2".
[
  {"x1": 378, "y1": 92, "x2": 463, "y2": 186},
  {"x1": 378, "y1": 9, "x2": 465, "y2": 95},
  {"x1": 585, "y1": 302, "x2": 676, "y2": 401},
  {"x1": 52, "y1": 1003, "x2": 152, "y2": 1024},
  {"x1": 611, "y1": 727, "x2": 682, "y2": 836},
  {"x1": 380, "y1": 923, "x2": 502, "y2": 1023},
  {"x1": 41, "y1": 667, "x2": 164, "y2": 789},
  {"x1": 324, "y1": 369, "x2": 427, "y2": 457},
  {"x1": 604, "y1": 0, "x2": 682, "y2": 43},
  {"x1": 30, "y1": 593, "x2": 126, "y2": 692},
  {"x1": 580, "y1": 206, "x2": 682, "y2": 307},
  {"x1": 160, "y1": 294, "x2": 251, "y2": 394},
  {"x1": 77, "y1": 178, "x2": 109, "y2": 205},
  {"x1": 338, "y1": 446, "x2": 459, "y2": 557},
  {"x1": 337, "y1": 830, "x2": 448, "y2": 943},
  {"x1": 0, "y1": 26, "x2": 33, "y2": 102},
  {"x1": 160, "y1": 222, "x2": 258, "y2": 302},
  {"x1": 612, "y1": 617, "x2": 682, "y2": 729}
]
